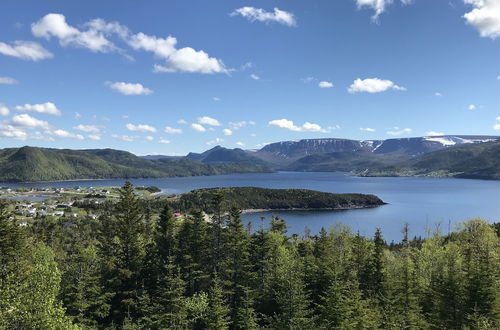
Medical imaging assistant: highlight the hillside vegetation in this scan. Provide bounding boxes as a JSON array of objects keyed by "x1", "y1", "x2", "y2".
[
  {"x1": 0, "y1": 146, "x2": 273, "y2": 182},
  {"x1": 170, "y1": 186, "x2": 385, "y2": 212},
  {"x1": 358, "y1": 141, "x2": 500, "y2": 180}
]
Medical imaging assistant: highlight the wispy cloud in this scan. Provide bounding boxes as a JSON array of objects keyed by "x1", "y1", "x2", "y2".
[{"x1": 230, "y1": 7, "x2": 297, "y2": 26}]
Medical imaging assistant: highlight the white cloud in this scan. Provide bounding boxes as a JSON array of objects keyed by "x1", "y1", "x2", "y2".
[
  {"x1": 348, "y1": 78, "x2": 406, "y2": 93},
  {"x1": 164, "y1": 126, "x2": 183, "y2": 134},
  {"x1": 87, "y1": 134, "x2": 101, "y2": 140},
  {"x1": 191, "y1": 123, "x2": 206, "y2": 132},
  {"x1": 15, "y1": 102, "x2": 61, "y2": 116},
  {"x1": 230, "y1": 7, "x2": 297, "y2": 26},
  {"x1": 31, "y1": 14, "x2": 227, "y2": 74},
  {"x1": 497, "y1": 75, "x2": 500, "y2": 80},
  {"x1": 0, "y1": 41, "x2": 53, "y2": 61},
  {"x1": 250, "y1": 74, "x2": 260, "y2": 80},
  {"x1": 126, "y1": 123, "x2": 157, "y2": 133},
  {"x1": 318, "y1": 81, "x2": 333, "y2": 88},
  {"x1": 463, "y1": 0, "x2": 500, "y2": 39},
  {"x1": 302, "y1": 77, "x2": 315, "y2": 83},
  {"x1": 236, "y1": 141, "x2": 245, "y2": 147},
  {"x1": 107, "y1": 81, "x2": 152, "y2": 95},
  {"x1": 213, "y1": 97, "x2": 221, "y2": 101},
  {"x1": 386, "y1": 127, "x2": 412, "y2": 136},
  {"x1": 0, "y1": 76, "x2": 18, "y2": 85},
  {"x1": 159, "y1": 138, "x2": 171, "y2": 144},
  {"x1": 426, "y1": 131, "x2": 445, "y2": 136},
  {"x1": 268, "y1": 119, "x2": 329, "y2": 133},
  {"x1": 494, "y1": 116, "x2": 500, "y2": 130},
  {"x1": 178, "y1": 119, "x2": 187, "y2": 125},
  {"x1": 435, "y1": 92, "x2": 442, "y2": 97},
  {"x1": 0, "y1": 104, "x2": 10, "y2": 116},
  {"x1": 360, "y1": 127, "x2": 376, "y2": 132},
  {"x1": 207, "y1": 137, "x2": 224, "y2": 145},
  {"x1": 74, "y1": 112, "x2": 82, "y2": 119},
  {"x1": 468, "y1": 104, "x2": 477, "y2": 110},
  {"x1": 31, "y1": 13, "x2": 117, "y2": 52},
  {"x1": 52, "y1": 129, "x2": 84, "y2": 139},
  {"x1": 112, "y1": 134, "x2": 138, "y2": 142},
  {"x1": 355, "y1": 0, "x2": 412, "y2": 21},
  {"x1": 153, "y1": 47, "x2": 228, "y2": 74},
  {"x1": 74, "y1": 124, "x2": 101, "y2": 133},
  {"x1": 229, "y1": 121, "x2": 255, "y2": 130},
  {"x1": 223, "y1": 128, "x2": 233, "y2": 136},
  {"x1": 198, "y1": 116, "x2": 221, "y2": 126},
  {"x1": 10, "y1": 114, "x2": 50, "y2": 129},
  {"x1": 145, "y1": 135, "x2": 154, "y2": 141}
]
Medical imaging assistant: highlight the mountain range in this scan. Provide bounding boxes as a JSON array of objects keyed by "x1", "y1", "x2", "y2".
[{"x1": 0, "y1": 135, "x2": 498, "y2": 182}]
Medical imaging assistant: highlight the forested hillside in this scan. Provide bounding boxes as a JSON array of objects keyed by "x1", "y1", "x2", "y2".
[
  {"x1": 358, "y1": 141, "x2": 500, "y2": 180},
  {"x1": 0, "y1": 146, "x2": 273, "y2": 182},
  {"x1": 1, "y1": 182, "x2": 498, "y2": 329}
]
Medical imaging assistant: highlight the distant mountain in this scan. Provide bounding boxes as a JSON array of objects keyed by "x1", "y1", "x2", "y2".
[
  {"x1": 0, "y1": 146, "x2": 273, "y2": 182},
  {"x1": 186, "y1": 146, "x2": 271, "y2": 167},
  {"x1": 140, "y1": 155, "x2": 184, "y2": 160},
  {"x1": 253, "y1": 136, "x2": 499, "y2": 167},
  {"x1": 357, "y1": 141, "x2": 500, "y2": 180}
]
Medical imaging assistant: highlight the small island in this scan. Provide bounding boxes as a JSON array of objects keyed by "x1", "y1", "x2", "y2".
[{"x1": 169, "y1": 187, "x2": 385, "y2": 213}]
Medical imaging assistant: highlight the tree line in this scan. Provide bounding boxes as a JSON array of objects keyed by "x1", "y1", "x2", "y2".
[{"x1": 1, "y1": 181, "x2": 499, "y2": 329}]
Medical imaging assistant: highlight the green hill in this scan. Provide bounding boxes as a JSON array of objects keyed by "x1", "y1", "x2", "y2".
[
  {"x1": 357, "y1": 141, "x2": 500, "y2": 180},
  {"x1": 170, "y1": 186, "x2": 385, "y2": 212},
  {"x1": 0, "y1": 146, "x2": 273, "y2": 182}
]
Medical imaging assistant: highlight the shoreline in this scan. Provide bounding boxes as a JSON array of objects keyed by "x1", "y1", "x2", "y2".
[{"x1": 241, "y1": 204, "x2": 385, "y2": 214}]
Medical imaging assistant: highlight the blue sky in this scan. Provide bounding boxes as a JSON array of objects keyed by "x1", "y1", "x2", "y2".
[{"x1": 0, "y1": 0, "x2": 499, "y2": 155}]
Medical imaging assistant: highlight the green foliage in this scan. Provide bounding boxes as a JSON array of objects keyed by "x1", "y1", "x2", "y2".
[
  {"x1": 175, "y1": 186, "x2": 384, "y2": 212},
  {"x1": 0, "y1": 146, "x2": 273, "y2": 182},
  {"x1": 1, "y1": 181, "x2": 499, "y2": 329}
]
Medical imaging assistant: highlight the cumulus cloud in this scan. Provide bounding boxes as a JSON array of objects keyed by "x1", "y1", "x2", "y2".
[
  {"x1": 463, "y1": 0, "x2": 500, "y2": 39},
  {"x1": 207, "y1": 138, "x2": 224, "y2": 145},
  {"x1": 15, "y1": 102, "x2": 61, "y2": 116},
  {"x1": 159, "y1": 138, "x2": 171, "y2": 144},
  {"x1": 0, "y1": 41, "x2": 53, "y2": 61},
  {"x1": 250, "y1": 74, "x2": 260, "y2": 80},
  {"x1": 235, "y1": 141, "x2": 245, "y2": 147},
  {"x1": 360, "y1": 127, "x2": 376, "y2": 132},
  {"x1": 31, "y1": 13, "x2": 117, "y2": 52},
  {"x1": 223, "y1": 128, "x2": 233, "y2": 136},
  {"x1": 87, "y1": 134, "x2": 101, "y2": 140},
  {"x1": 268, "y1": 119, "x2": 330, "y2": 133},
  {"x1": 198, "y1": 116, "x2": 221, "y2": 126},
  {"x1": 494, "y1": 116, "x2": 500, "y2": 130},
  {"x1": 0, "y1": 104, "x2": 10, "y2": 116},
  {"x1": 229, "y1": 121, "x2": 256, "y2": 130},
  {"x1": 145, "y1": 136, "x2": 154, "y2": 141},
  {"x1": 107, "y1": 81, "x2": 152, "y2": 95},
  {"x1": 164, "y1": 126, "x2": 182, "y2": 134},
  {"x1": 386, "y1": 127, "x2": 412, "y2": 136},
  {"x1": 178, "y1": 119, "x2": 188, "y2": 125},
  {"x1": 30, "y1": 13, "x2": 228, "y2": 74},
  {"x1": 191, "y1": 123, "x2": 206, "y2": 132},
  {"x1": 126, "y1": 123, "x2": 157, "y2": 133},
  {"x1": 10, "y1": 114, "x2": 50, "y2": 129},
  {"x1": 468, "y1": 104, "x2": 477, "y2": 110},
  {"x1": 230, "y1": 7, "x2": 297, "y2": 26},
  {"x1": 348, "y1": 78, "x2": 406, "y2": 93},
  {"x1": 74, "y1": 124, "x2": 101, "y2": 133},
  {"x1": 112, "y1": 134, "x2": 138, "y2": 142},
  {"x1": 318, "y1": 81, "x2": 333, "y2": 88},
  {"x1": 0, "y1": 76, "x2": 18, "y2": 85},
  {"x1": 355, "y1": 0, "x2": 413, "y2": 21},
  {"x1": 52, "y1": 129, "x2": 84, "y2": 139},
  {"x1": 426, "y1": 131, "x2": 445, "y2": 136}
]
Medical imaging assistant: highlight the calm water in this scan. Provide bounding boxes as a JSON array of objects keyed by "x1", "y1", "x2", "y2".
[{"x1": 3, "y1": 172, "x2": 499, "y2": 242}]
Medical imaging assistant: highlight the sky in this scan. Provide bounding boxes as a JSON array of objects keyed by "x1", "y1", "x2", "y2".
[{"x1": 0, "y1": 0, "x2": 499, "y2": 155}]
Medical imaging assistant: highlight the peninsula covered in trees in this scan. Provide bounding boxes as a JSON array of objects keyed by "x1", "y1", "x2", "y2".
[{"x1": 0, "y1": 181, "x2": 498, "y2": 329}]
